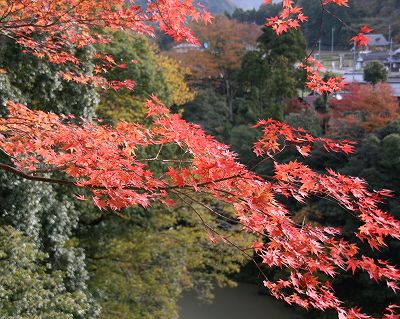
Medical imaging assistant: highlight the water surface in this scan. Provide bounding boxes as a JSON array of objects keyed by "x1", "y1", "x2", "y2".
[{"x1": 179, "y1": 283, "x2": 300, "y2": 319}]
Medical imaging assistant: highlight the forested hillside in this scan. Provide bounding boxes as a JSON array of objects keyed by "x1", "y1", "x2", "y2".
[
  {"x1": 198, "y1": 0, "x2": 236, "y2": 13},
  {"x1": 349, "y1": 0, "x2": 400, "y2": 38},
  {"x1": 200, "y1": 0, "x2": 266, "y2": 14},
  {"x1": 230, "y1": 0, "x2": 263, "y2": 9}
]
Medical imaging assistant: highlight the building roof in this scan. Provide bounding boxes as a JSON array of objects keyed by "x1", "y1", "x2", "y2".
[
  {"x1": 358, "y1": 52, "x2": 388, "y2": 62},
  {"x1": 366, "y1": 34, "x2": 390, "y2": 46},
  {"x1": 358, "y1": 51, "x2": 400, "y2": 63}
]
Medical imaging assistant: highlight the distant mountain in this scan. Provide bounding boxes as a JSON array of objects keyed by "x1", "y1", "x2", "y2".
[
  {"x1": 199, "y1": 0, "x2": 236, "y2": 13},
  {"x1": 230, "y1": 0, "x2": 263, "y2": 10},
  {"x1": 230, "y1": 0, "x2": 282, "y2": 10},
  {"x1": 201, "y1": 0, "x2": 282, "y2": 13}
]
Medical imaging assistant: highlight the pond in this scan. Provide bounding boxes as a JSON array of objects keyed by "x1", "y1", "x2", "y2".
[{"x1": 179, "y1": 283, "x2": 301, "y2": 319}]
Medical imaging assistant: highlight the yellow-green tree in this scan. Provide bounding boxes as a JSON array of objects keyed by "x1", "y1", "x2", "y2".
[
  {"x1": 97, "y1": 31, "x2": 195, "y2": 123},
  {"x1": 157, "y1": 55, "x2": 196, "y2": 110},
  {"x1": 83, "y1": 201, "x2": 251, "y2": 319}
]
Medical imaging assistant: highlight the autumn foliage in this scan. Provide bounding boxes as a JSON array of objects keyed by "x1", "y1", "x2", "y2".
[
  {"x1": 0, "y1": 0, "x2": 399, "y2": 318},
  {"x1": 166, "y1": 16, "x2": 261, "y2": 83},
  {"x1": 330, "y1": 83, "x2": 400, "y2": 132}
]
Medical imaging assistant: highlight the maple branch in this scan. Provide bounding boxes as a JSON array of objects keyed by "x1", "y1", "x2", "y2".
[
  {"x1": 135, "y1": 158, "x2": 192, "y2": 163},
  {"x1": 0, "y1": 162, "x2": 76, "y2": 186},
  {"x1": 306, "y1": 0, "x2": 326, "y2": 60},
  {"x1": 27, "y1": 165, "x2": 68, "y2": 174},
  {"x1": 185, "y1": 173, "x2": 250, "y2": 188},
  {"x1": 324, "y1": 7, "x2": 357, "y2": 33},
  {"x1": 0, "y1": 162, "x2": 142, "y2": 191},
  {"x1": 0, "y1": 162, "x2": 251, "y2": 194},
  {"x1": 172, "y1": 189, "x2": 270, "y2": 239},
  {"x1": 171, "y1": 189, "x2": 240, "y2": 225},
  {"x1": 173, "y1": 190, "x2": 270, "y2": 282}
]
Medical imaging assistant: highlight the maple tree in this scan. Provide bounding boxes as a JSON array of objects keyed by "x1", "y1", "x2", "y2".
[
  {"x1": 238, "y1": 26, "x2": 306, "y2": 121},
  {"x1": 0, "y1": 0, "x2": 400, "y2": 318}
]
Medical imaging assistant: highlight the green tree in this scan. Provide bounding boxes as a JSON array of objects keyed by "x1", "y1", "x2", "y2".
[
  {"x1": 183, "y1": 89, "x2": 262, "y2": 165},
  {"x1": 343, "y1": 119, "x2": 400, "y2": 200},
  {"x1": 256, "y1": 26, "x2": 308, "y2": 65},
  {"x1": 0, "y1": 225, "x2": 98, "y2": 319},
  {"x1": 284, "y1": 108, "x2": 323, "y2": 137},
  {"x1": 96, "y1": 31, "x2": 170, "y2": 123},
  {"x1": 0, "y1": 37, "x2": 98, "y2": 117},
  {"x1": 183, "y1": 88, "x2": 232, "y2": 138},
  {"x1": 238, "y1": 27, "x2": 307, "y2": 121},
  {"x1": 363, "y1": 61, "x2": 388, "y2": 85}
]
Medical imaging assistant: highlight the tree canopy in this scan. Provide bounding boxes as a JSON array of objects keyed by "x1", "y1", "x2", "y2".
[
  {"x1": 0, "y1": 225, "x2": 98, "y2": 319},
  {"x1": 364, "y1": 61, "x2": 389, "y2": 86}
]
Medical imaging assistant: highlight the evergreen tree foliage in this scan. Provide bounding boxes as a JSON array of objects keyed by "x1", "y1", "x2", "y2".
[
  {"x1": 183, "y1": 88, "x2": 232, "y2": 138},
  {"x1": 0, "y1": 38, "x2": 98, "y2": 117},
  {"x1": 0, "y1": 225, "x2": 99, "y2": 319},
  {"x1": 363, "y1": 61, "x2": 388, "y2": 86},
  {"x1": 238, "y1": 27, "x2": 306, "y2": 121}
]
